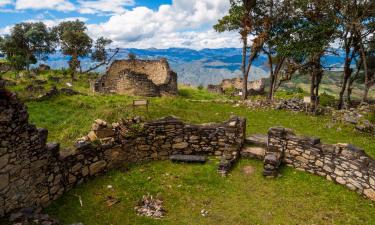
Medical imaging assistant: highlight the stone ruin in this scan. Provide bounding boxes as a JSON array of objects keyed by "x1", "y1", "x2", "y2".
[
  {"x1": 91, "y1": 58, "x2": 178, "y2": 97},
  {"x1": 207, "y1": 77, "x2": 266, "y2": 96},
  {"x1": 263, "y1": 127, "x2": 375, "y2": 201},
  {"x1": 0, "y1": 88, "x2": 245, "y2": 219},
  {"x1": 1, "y1": 87, "x2": 375, "y2": 223}
]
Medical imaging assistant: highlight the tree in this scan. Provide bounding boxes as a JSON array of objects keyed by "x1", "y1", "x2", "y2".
[
  {"x1": 83, "y1": 37, "x2": 119, "y2": 73},
  {"x1": 272, "y1": 0, "x2": 338, "y2": 112},
  {"x1": 336, "y1": 0, "x2": 374, "y2": 108},
  {"x1": 53, "y1": 20, "x2": 92, "y2": 80},
  {"x1": 214, "y1": 0, "x2": 255, "y2": 100},
  {"x1": 0, "y1": 22, "x2": 56, "y2": 76}
]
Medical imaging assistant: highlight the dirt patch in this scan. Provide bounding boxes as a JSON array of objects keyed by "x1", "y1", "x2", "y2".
[{"x1": 242, "y1": 166, "x2": 255, "y2": 175}]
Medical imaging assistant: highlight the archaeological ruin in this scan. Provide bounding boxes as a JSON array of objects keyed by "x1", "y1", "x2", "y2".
[
  {"x1": 207, "y1": 77, "x2": 266, "y2": 96},
  {"x1": 1, "y1": 87, "x2": 375, "y2": 223},
  {"x1": 91, "y1": 58, "x2": 178, "y2": 97}
]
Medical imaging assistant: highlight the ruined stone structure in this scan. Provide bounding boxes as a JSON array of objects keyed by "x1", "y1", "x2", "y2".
[
  {"x1": 207, "y1": 77, "x2": 266, "y2": 96},
  {"x1": 263, "y1": 127, "x2": 375, "y2": 201},
  {"x1": 0, "y1": 90, "x2": 245, "y2": 217},
  {"x1": 91, "y1": 59, "x2": 178, "y2": 97}
]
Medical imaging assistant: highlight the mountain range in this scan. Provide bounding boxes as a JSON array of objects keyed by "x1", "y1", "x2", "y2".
[{"x1": 39, "y1": 48, "x2": 346, "y2": 86}]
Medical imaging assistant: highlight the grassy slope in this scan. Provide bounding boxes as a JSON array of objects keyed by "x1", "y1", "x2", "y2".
[
  {"x1": 281, "y1": 71, "x2": 375, "y2": 100},
  {"x1": 3, "y1": 71, "x2": 375, "y2": 224},
  {"x1": 46, "y1": 159, "x2": 375, "y2": 225}
]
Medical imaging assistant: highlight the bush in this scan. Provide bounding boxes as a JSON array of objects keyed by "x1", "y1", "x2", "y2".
[
  {"x1": 197, "y1": 84, "x2": 204, "y2": 90},
  {"x1": 319, "y1": 92, "x2": 336, "y2": 107}
]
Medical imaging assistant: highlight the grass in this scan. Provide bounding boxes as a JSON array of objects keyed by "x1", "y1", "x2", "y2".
[
  {"x1": 26, "y1": 89, "x2": 375, "y2": 158},
  {"x1": 45, "y1": 159, "x2": 375, "y2": 225},
  {"x1": 4, "y1": 71, "x2": 375, "y2": 224}
]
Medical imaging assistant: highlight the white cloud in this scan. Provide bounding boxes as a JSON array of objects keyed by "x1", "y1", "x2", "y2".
[
  {"x1": 78, "y1": 0, "x2": 134, "y2": 15},
  {"x1": 0, "y1": 0, "x2": 12, "y2": 7},
  {"x1": 15, "y1": 0, "x2": 75, "y2": 12},
  {"x1": 87, "y1": 0, "x2": 239, "y2": 49}
]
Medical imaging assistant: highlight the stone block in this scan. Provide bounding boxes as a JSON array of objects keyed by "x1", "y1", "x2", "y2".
[
  {"x1": 172, "y1": 142, "x2": 188, "y2": 149},
  {"x1": 89, "y1": 160, "x2": 107, "y2": 176}
]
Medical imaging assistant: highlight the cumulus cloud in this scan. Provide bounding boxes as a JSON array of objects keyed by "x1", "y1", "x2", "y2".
[
  {"x1": 87, "y1": 0, "x2": 239, "y2": 49},
  {"x1": 0, "y1": 0, "x2": 12, "y2": 7},
  {"x1": 15, "y1": 0, "x2": 75, "y2": 11},
  {"x1": 78, "y1": 0, "x2": 135, "y2": 15}
]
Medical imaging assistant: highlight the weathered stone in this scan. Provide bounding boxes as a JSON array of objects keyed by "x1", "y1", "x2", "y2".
[
  {"x1": 0, "y1": 173, "x2": 9, "y2": 190},
  {"x1": 172, "y1": 142, "x2": 188, "y2": 149},
  {"x1": 0, "y1": 154, "x2": 9, "y2": 169},
  {"x1": 364, "y1": 189, "x2": 375, "y2": 201},
  {"x1": 336, "y1": 177, "x2": 346, "y2": 185},
  {"x1": 89, "y1": 161, "x2": 107, "y2": 175}
]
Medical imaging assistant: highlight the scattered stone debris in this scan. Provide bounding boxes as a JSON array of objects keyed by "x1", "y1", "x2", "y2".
[
  {"x1": 25, "y1": 84, "x2": 45, "y2": 92},
  {"x1": 135, "y1": 194, "x2": 166, "y2": 219},
  {"x1": 37, "y1": 86, "x2": 82, "y2": 100},
  {"x1": 48, "y1": 76, "x2": 61, "y2": 83},
  {"x1": 331, "y1": 103, "x2": 375, "y2": 134},
  {"x1": 200, "y1": 209, "x2": 209, "y2": 217}
]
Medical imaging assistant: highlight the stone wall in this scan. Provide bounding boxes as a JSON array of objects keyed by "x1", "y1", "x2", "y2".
[
  {"x1": 92, "y1": 59, "x2": 178, "y2": 97},
  {"x1": 264, "y1": 127, "x2": 375, "y2": 201},
  {"x1": 207, "y1": 77, "x2": 266, "y2": 96},
  {"x1": 0, "y1": 91, "x2": 245, "y2": 216}
]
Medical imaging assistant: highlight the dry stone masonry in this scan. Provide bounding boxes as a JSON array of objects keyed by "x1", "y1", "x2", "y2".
[
  {"x1": 264, "y1": 127, "x2": 375, "y2": 201},
  {"x1": 207, "y1": 77, "x2": 266, "y2": 96},
  {"x1": 0, "y1": 89, "x2": 245, "y2": 218},
  {"x1": 91, "y1": 58, "x2": 178, "y2": 97}
]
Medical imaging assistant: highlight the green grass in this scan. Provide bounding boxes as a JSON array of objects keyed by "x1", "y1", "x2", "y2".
[
  {"x1": 4, "y1": 72, "x2": 375, "y2": 224},
  {"x1": 26, "y1": 90, "x2": 375, "y2": 158},
  {"x1": 45, "y1": 159, "x2": 375, "y2": 225}
]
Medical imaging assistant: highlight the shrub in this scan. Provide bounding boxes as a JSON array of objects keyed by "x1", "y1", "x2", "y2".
[
  {"x1": 197, "y1": 84, "x2": 204, "y2": 90},
  {"x1": 319, "y1": 92, "x2": 336, "y2": 107}
]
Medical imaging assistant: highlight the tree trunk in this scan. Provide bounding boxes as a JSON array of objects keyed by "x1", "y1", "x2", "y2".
[
  {"x1": 359, "y1": 41, "x2": 369, "y2": 102},
  {"x1": 267, "y1": 53, "x2": 274, "y2": 101},
  {"x1": 243, "y1": 52, "x2": 258, "y2": 100},
  {"x1": 241, "y1": 34, "x2": 247, "y2": 100},
  {"x1": 338, "y1": 49, "x2": 352, "y2": 109}
]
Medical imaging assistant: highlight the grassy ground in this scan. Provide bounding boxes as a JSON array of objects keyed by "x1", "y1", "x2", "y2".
[
  {"x1": 3, "y1": 71, "x2": 375, "y2": 224},
  {"x1": 25, "y1": 89, "x2": 375, "y2": 158},
  {"x1": 45, "y1": 159, "x2": 375, "y2": 225}
]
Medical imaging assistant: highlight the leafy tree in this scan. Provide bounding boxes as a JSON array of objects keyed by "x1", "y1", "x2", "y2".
[
  {"x1": 0, "y1": 22, "x2": 56, "y2": 76},
  {"x1": 214, "y1": 0, "x2": 255, "y2": 100},
  {"x1": 272, "y1": 0, "x2": 338, "y2": 112},
  {"x1": 83, "y1": 37, "x2": 119, "y2": 73},
  {"x1": 53, "y1": 20, "x2": 92, "y2": 80},
  {"x1": 336, "y1": 0, "x2": 375, "y2": 108}
]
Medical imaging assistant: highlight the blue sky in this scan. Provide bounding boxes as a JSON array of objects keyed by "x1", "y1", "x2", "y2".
[{"x1": 0, "y1": 0, "x2": 240, "y2": 49}]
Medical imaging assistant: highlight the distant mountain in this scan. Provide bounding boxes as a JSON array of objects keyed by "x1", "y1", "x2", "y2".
[{"x1": 35, "y1": 48, "x2": 346, "y2": 86}]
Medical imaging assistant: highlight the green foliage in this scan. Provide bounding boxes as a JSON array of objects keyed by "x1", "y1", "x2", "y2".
[
  {"x1": 53, "y1": 20, "x2": 92, "y2": 71},
  {"x1": 197, "y1": 84, "x2": 204, "y2": 90},
  {"x1": 91, "y1": 37, "x2": 112, "y2": 62},
  {"x1": 0, "y1": 22, "x2": 56, "y2": 71},
  {"x1": 319, "y1": 92, "x2": 336, "y2": 107}
]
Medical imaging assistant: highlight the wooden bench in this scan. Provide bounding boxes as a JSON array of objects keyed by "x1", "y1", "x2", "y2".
[{"x1": 132, "y1": 99, "x2": 149, "y2": 112}]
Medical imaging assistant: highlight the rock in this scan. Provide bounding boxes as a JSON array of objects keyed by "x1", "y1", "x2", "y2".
[
  {"x1": 364, "y1": 189, "x2": 375, "y2": 201},
  {"x1": 0, "y1": 173, "x2": 9, "y2": 190},
  {"x1": 172, "y1": 142, "x2": 188, "y2": 149},
  {"x1": 89, "y1": 160, "x2": 107, "y2": 175}
]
